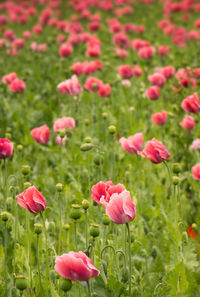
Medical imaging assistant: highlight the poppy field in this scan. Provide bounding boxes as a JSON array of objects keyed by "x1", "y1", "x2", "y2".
[{"x1": 1, "y1": 0, "x2": 200, "y2": 296}]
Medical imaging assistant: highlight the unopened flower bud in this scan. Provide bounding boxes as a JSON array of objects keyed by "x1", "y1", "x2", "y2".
[
  {"x1": 80, "y1": 143, "x2": 93, "y2": 151},
  {"x1": 59, "y1": 278, "x2": 72, "y2": 292},
  {"x1": 173, "y1": 163, "x2": 181, "y2": 174},
  {"x1": 192, "y1": 223, "x2": 197, "y2": 230},
  {"x1": 108, "y1": 125, "x2": 116, "y2": 134},
  {"x1": 82, "y1": 199, "x2": 90, "y2": 210},
  {"x1": 63, "y1": 223, "x2": 70, "y2": 231},
  {"x1": 102, "y1": 214, "x2": 110, "y2": 226},
  {"x1": 90, "y1": 223, "x2": 100, "y2": 238},
  {"x1": 5, "y1": 133, "x2": 11, "y2": 139},
  {"x1": 17, "y1": 144, "x2": 23, "y2": 152},
  {"x1": 84, "y1": 137, "x2": 91, "y2": 143},
  {"x1": 70, "y1": 204, "x2": 82, "y2": 220},
  {"x1": 84, "y1": 119, "x2": 90, "y2": 126},
  {"x1": 173, "y1": 176, "x2": 179, "y2": 185},
  {"x1": 24, "y1": 182, "x2": 32, "y2": 189},
  {"x1": 93, "y1": 155, "x2": 103, "y2": 166},
  {"x1": 34, "y1": 223, "x2": 42, "y2": 235},
  {"x1": 1, "y1": 211, "x2": 9, "y2": 222},
  {"x1": 102, "y1": 112, "x2": 108, "y2": 119},
  {"x1": 56, "y1": 183, "x2": 63, "y2": 192},
  {"x1": 21, "y1": 165, "x2": 30, "y2": 176}
]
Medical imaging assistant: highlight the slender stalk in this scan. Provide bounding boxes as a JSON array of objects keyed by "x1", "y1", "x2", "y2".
[
  {"x1": 26, "y1": 211, "x2": 33, "y2": 295},
  {"x1": 36, "y1": 235, "x2": 42, "y2": 291},
  {"x1": 58, "y1": 192, "x2": 62, "y2": 254},
  {"x1": 85, "y1": 210, "x2": 88, "y2": 249},
  {"x1": 126, "y1": 223, "x2": 132, "y2": 297},
  {"x1": 4, "y1": 159, "x2": 7, "y2": 207},
  {"x1": 40, "y1": 212, "x2": 50, "y2": 294},
  {"x1": 87, "y1": 281, "x2": 92, "y2": 297},
  {"x1": 74, "y1": 221, "x2": 77, "y2": 250},
  {"x1": 4, "y1": 222, "x2": 7, "y2": 296}
]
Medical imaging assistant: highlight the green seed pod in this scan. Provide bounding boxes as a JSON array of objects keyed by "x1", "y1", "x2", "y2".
[
  {"x1": 6, "y1": 197, "x2": 13, "y2": 211},
  {"x1": 59, "y1": 129, "x2": 66, "y2": 138},
  {"x1": 102, "y1": 214, "x2": 110, "y2": 226},
  {"x1": 84, "y1": 119, "x2": 90, "y2": 126},
  {"x1": 121, "y1": 267, "x2": 129, "y2": 283},
  {"x1": 63, "y1": 223, "x2": 70, "y2": 231},
  {"x1": 192, "y1": 223, "x2": 197, "y2": 230},
  {"x1": 151, "y1": 246, "x2": 157, "y2": 258},
  {"x1": 15, "y1": 275, "x2": 28, "y2": 291},
  {"x1": 56, "y1": 183, "x2": 63, "y2": 192},
  {"x1": 17, "y1": 144, "x2": 23, "y2": 152},
  {"x1": 80, "y1": 143, "x2": 94, "y2": 151},
  {"x1": 84, "y1": 137, "x2": 92, "y2": 143},
  {"x1": 102, "y1": 112, "x2": 108, "y2": 119},
  {"x1": 90, "y1": 223, "x2": 100, "y2": 238},
  {"x1": 59, "y1": 278, "x2": 72, "y2": 292},
  {"x1": 5, "y1": 133, "x2": 11, "y2": 139},
  {"x1": 21, "y1": 165, "x2": 30, "y2": 176},
  {"x1": 34, "y1": 223, "x2": 42, "y2": 235},
  {"x1": 1, "y1": 211, "x2": 10, "y2": 222},
  {"x1": 173, "y1": 163, "x2": 181, "y2": 174},
  {"x1": 173, "y1": 176, "x2": 179, "y2": 185},
  {"x1": 108, "y1": 125, "x2": 116, "y2": 134},
  {"x1": 82, "y1": 199, "x2": 90, "y2": 210},
  {"x1": 48, "y1": 221, "x2": 55, "y2": 234},
  {"x1": 24, "y1": 182, "x2": 32, "y2": 189},
  {"x1": 93, "y1": 154, "x2": 103, "y2": 166},
  {"x1": 70, "y1": 204, "x2": 82, "y2": 220}
]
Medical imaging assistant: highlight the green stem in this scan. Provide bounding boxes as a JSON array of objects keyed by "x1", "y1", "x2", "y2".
[
  {"x1": 36, "y1": 235, "x2": 42, "y2": 291},
  {"x1": 87, "y1": 281, "x2": 92, "y2": 297},
  {"x1": 126, "y1": 223, "x2": 132, "y2": 297},
  {"x1": 26, "y1": 211, "x2": 33, "y2": 295},
  {"x1": 58, "y1": 192, "x2": 62, "y2": 254},
  {"x1": 4, "y1": 159, "x2": 7, "y2": 207},
  {"x1": 40, "y1": 212, "x2": 50, "y2": 294},
  {"x1": 85, "y1": 210, "x2": 88, "y2": 249},
  {"x1": 74, "y1": 221, "x2": 77, "y2": 250},
  {"x1": 4, "y1": 222, "x2": 7, "y2": 296}
]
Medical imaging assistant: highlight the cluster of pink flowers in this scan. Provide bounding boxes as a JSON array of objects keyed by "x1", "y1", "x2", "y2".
[
  {"x1": 70, "y1": 60, "x2": 102, "y2": 75},
  {"x1": 57, "y1": 75, "x2": 83, "y2": 96},
  {"x1": 2, "y1": 72, "x2": 26, "y2": 93},
  {"x1": 84, "y1": 77, "x2": 111, "y2": 97}
]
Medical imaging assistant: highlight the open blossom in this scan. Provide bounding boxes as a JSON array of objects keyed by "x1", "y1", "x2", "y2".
[
  {"x1": 158, "y1": 45, "x2": 170, "y2": 56},
  {"x1": 151, "y1": 110, "x2": 167, "y2": 126},
  {"x1": 53, "y1": 116, "x2": 75, "y2": 131},
  {"x1": 31, "y1": 124, "x2": 50, "y2": 144},
  {"x1": 133, "y1": 65, "x2": 142, "y2": 77},
  {"x1": 139, "y1": 138, "x2": 170, "y2": 163},
  {"x1": 138, "y1": 46, "x2": 155, "y2": 59},
  {"x1": 91, "y1": 181, "x2": 125, "y2": 207},
  {"x1": 2, "y1": 72, "x2": 17, "y2": 84},
  {"x1": 181, "y1": 93, "x2": 200, "y2": 113},
  {"x1": 16, "y1": 186, "x2": 46, "y2": 213},
  {"x1": 8, "y1": 78, "x2": 26, "y2": 93},
  {"x1": 117, "y1": 65, "x2": 133, "y2": 79},
  {"x1": 98, "y1": 84, "x2": 111, "y2": 97},
  {"x1": 59, "y1": 43, "x2": 73, "y2": 57},
  {"x1": 0, "y1": 138, "x2": 14, "y2": 159},
  {"x1": 106, "y1": 190, "x2": 136, "y2": 224},
  {"x1": 159, "y1": 66, "x2": 175, "y2": 79},
  {"x1": 57, "y1": 75, "x2": 82, "y2": 96},
  {"x1": 191, "y1": 139, "x2": 200, "y2": 152},
  {"x1": 84, "y1": 77, "x2": 103, "y2": 92},
  {"x1": 192, "y1": 164, "x2": 200, "y2": 180},
  {"x1": 148, "y1": 73, "x2": 166, "y2": 87},
  {"x1": 55, "y1": 251, "x2": 100, "y2": 281},
  {"x1": 145, "y1": 86, "x2": 160, "y2": 100},
  {"x1": 187, "y1": 226, "x2": 197, "y2": 239},
  {"x1": 119, "y1": 132, "x2": 143, "y2": 153},
  {"x1": 180, "y1": 115, "x2": 195, "y2": 130}
]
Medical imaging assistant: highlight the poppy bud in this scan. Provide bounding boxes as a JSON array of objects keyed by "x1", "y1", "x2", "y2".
[
  {"x1": 84, "y1": 119, "x2": 90, "y2": 126},
  {"x1": 93, "y1": 154, "x2": 103, "y2": 166},
  {"x1": 15, "y1": 275, "x2": 28, "y2": 291},
  {"x1": 59, "y1": 278, "x2": 72, "y2": 292},
  {"x1": 21, "y1": 165, "x2": 30, "y2": 176},
  {"x1": 70, "y1": 204, "x2": 82, "y2": 220},
  {"x1": 24, "y1": 182, "x2": 32, "y2": 189},
  {"x1": 56, "y1": 183, "x2": 63, "y2": 192},
  {"x1": 102, "y1": 112, "x2": 108, "y2": 119},
  {"x1": 102, "y1": 214, "x2": 110, "y2": 226},
  {"x1": 173, "y1": 163, "x2": 181, "y2": 174},
  {"x1": 6, "y1": 127, "x2": 12, "y2": 133},
  {"x1": 84, "y1": 137, "x2": 92, "y2": 143},
  {"x1": 0, "y1": 211, "x2": 9, "y2": 222},
  {"x1": 90, "y1": 223, "x2": 100, "y2": 238},
  {"x1": 6, "y1": 197, "x2": 13, "y2": 211},
  {"x1": 82, "y1": 199, "x2": 90, "y2": 210},
  {"x1": 80, "y1": 143, "x2": 94, "y2": 151},
  {"x1": 63, "y1": 223, "x2": 70, "y2": 231},
  {"x1": 34, "y1": 223, "x2": 42, "y2": 235},
  {"x1": 17, "y1": 144, "x2": 23, "y2": 152},
  {"x1": 5, "y1": 133, "x2": 11, "y2": 139},
  {"x1": 173, "y1": 176, "x2": 179, "y2": 185},
  {"x1": 108, "y1": 125, "x2": 116, "y2": 134},
  {"x1": 192, "y1": 223, "x2": 197, "y2": 230},
  {"x1": 121, "y1": 267, "x2": 129, "y2": 283}
]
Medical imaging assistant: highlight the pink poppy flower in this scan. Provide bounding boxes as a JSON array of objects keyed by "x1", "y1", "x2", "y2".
[
  {"x1": 16, "y1": 186, "x2": 46, "y2": 213},
  {"x1": 192, "y1": 164, "x2": 200, "y2": 180},
  {"x1": 139, "y1": 138, "x2": 170, "y2": 164},
  {"x1": 119, "y1": 133, "x2": 143, "y2": 154},
  {"x1": 31, "y1": 124, "x2": 50, "y2": 144},
  {"x1": 53, "y1": 117, "x2": 75, "y2": 132},
  {"x1": 0, "y1": 138, "x2": 14, "y2": 159},
  {"x1": 57, "y1": 75, "x2": 82, "y2": 96},
  {"x1": 180, "y1": 115, "x2": 195, "y2": 130},
  {"x1": 151, "y1": 110, "x2": 167, "y2": 126}
]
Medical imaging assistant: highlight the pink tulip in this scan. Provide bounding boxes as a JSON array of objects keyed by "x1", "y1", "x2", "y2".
[
  {"x1": 57, "y1": 75, "x2": 82, "y2": 96},
  {"x1": 8, "y1": 78, "x2": 26, "y2": 93},
  {"x1": 16, "y1": 186, "x2": 46, "y2": 213},
  {"x1": 53, "y1": 116, "x2": 75, "y2": 132},
  {"x1": 139, "y1": 138, "x2": 170, "y2": 163},
  {"x1": 180, "y1": 115, "x2": 195, "y2": 130},
  {"x1": 181, "y1": 92, "x2": 200, "y2": 113},
  {"x1": 31, "y1": 124, "x2": 50, "y2": 144},
  {"x1": 0, "y1": 138, "x2": 14, "y2": 159},
  {"x1": 145, "y1": 86, "x2": 160, "y2": 100},
  {"x1": 106, "y1": 190, "x2": 136, "y2": 224},
  {"x1": 151, "y1": 110, "x2": 167, "y2": 126},
  {"x1": 55, "y1": 251, "x2": 100, "y2": 281},
  {"x1": 119, "y1": 132, "x2": 143, "y2": 153},
  {"x1": 91, "y1": 181, "x2": 125, "y2": 207}
]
